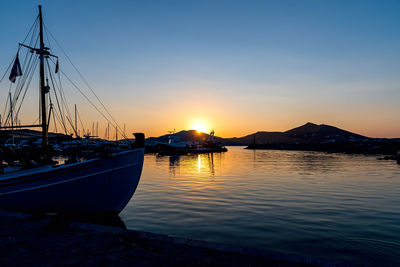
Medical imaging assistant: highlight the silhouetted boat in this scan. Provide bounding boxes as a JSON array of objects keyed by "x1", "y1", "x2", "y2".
[
  {"x1": 189, "y1": 130, "x2": 228, "y2": 153},
  {"x1": 154, "y1": 130, "x2": 193, "y2": 155},
  {"x1": 0, "y1": 6, "x2": 144, "y2": 215},
  {"x1": 0, "y1": 148, "x2": 144, "y2": 214},
  {"x1": 153, "y1": 130, "x2": 227, "y2": 155}
]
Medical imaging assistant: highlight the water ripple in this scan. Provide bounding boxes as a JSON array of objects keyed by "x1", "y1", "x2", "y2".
[{"x1": 121, "y1": 147, "x2": 400, "y2": 265}]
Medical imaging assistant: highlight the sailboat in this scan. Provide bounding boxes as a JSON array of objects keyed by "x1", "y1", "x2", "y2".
[{"x1": 0, "y1": 6, "x2": 144, "y2": 215}]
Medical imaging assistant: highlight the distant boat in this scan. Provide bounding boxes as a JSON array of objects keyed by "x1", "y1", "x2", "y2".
[
  {"x1": 0, "y1": 6, "x2": 144, "y2": 215},
  {"x1": 190, "y1": 130, "x2": 228, "y2": 153},
  {"x1": 154, "y1": 130, "x2": 192, "y2": 155},
  {"x1": 153, "y1": 130, "x2": 227, "y2": 155}
]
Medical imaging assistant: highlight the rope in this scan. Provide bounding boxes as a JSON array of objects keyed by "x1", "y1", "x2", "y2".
[
  {"x1": 56, "y1": 65, "x2": 119, "y2": 134},
  {"x1": 3, "y1": 22, "x2": 39, "y2": 126},
  {"x1": 46, "y1": 58, "x2": 68, "y2": 134},
  {"x1": 13, "y1": 22, "x2": 39, "y2": 105},
  {"x1": 14, "y1": 56, "x2": 39, "y2": 119},
  {"x1": 44, "y1": 24, "x2": 128, "y2": 139},
  {"x1": 0, "y1": 17, "x2": 38, "y2": 84},
  {"x1": 51, "y1": 61, "x2": 74, "y2": 133},
  {"x1": 0, "y1": 55, "x2": 16, "y2": 84}
]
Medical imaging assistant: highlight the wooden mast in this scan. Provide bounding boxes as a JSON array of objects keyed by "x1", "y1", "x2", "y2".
[{"x1": 38, "y1": 5, "x2": 48, "y2": 146}]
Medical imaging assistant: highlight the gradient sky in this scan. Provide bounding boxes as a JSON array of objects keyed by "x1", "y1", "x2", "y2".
[{"x1": 0, "y1": 0, "x2": 399, "y2": 138}]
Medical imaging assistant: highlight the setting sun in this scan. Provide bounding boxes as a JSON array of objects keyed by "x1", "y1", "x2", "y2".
[{"x1": 191, "y1": 121, "x2": 209, "y2": 133}]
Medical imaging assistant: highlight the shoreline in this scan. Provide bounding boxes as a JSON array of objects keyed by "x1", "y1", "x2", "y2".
[{"x1": 0, "y1": 209, "x2": 360, "y2": 267}]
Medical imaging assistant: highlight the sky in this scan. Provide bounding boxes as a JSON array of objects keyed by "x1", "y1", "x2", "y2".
[{"x1": 0, "y1": 0, "x2": 399, "y2": 138}]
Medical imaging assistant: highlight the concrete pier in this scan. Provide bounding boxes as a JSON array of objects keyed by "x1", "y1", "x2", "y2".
[{"x1": 0, "y1": 210, "x2": 358, "y2": 266}]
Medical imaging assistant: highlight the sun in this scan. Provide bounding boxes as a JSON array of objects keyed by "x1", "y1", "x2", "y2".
[{"x1": 191, "y1": 121, "x2": 208, "y2": 133}]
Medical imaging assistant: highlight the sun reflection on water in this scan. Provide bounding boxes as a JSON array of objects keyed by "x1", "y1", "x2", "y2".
[{"x1": 197, "y1": 154, "x2": 201, "y2": 172}]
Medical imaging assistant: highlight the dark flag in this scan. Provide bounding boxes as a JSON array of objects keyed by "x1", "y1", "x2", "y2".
[
  {"x1": 9, "y1": 53, "x2": 22, "y2": 83},
  {"x1": 55, "y1": 59, "x2": 59, "y2": 73}
]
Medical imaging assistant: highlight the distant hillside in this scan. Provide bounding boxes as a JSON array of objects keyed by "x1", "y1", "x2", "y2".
[
  {"x1": 146, "y1": 123, "x2": 371, "y2": 146},
  {"x1": 226, "y1": 122, "x2": 369, "y2": 145},
  {"x1": 144, "y1": 123, "x2": 399, "y2": 156}
]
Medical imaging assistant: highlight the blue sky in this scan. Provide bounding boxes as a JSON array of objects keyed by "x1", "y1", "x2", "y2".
[{"x1": 0, "y1": 0, "x2": 399, "y2": 137}]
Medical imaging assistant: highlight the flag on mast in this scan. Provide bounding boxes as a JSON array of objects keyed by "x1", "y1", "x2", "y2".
[
  {"x1": 9, "y1": 53, "x2": 22, "y2": 83},
  {"x1": 55, "y1": 59, "x2": 59, "y2": 73}
]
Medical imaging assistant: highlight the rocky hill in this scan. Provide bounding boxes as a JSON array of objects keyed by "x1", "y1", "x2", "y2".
[
  {"x1": 234, "y1": 123, "x2": 399, "y2": 156},
  {"x1": 146, "y1": 123, "x2": 371, "y2": 146},
  {"x1": 226, "y1": 122, "x2": 369, "y2": 145},
  {"x1": 144, "y1": 123, "x2": 399, "y2": 156}
]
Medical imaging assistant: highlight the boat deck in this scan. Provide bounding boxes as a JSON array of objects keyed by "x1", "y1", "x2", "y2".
[{"x1": 0, "y1": 210, "x2": 359, "y2": 266}]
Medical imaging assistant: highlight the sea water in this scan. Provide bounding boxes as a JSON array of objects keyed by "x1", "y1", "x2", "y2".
[{"x1": 121, "y1": 146, "x2": 400, "y2": 265}]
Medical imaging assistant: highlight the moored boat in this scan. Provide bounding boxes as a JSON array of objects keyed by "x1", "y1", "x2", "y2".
[
  {"x1": 190, "y1": 130, "x2": 228, "y2": 153},
  {"x1": 0, "y1": 6, "x2": 144, "y2": 215},
  {"x1": 0, "y1": 147, "x2": 144, "y2": 215},
  {"x1": 151, "y1": 130, "x2": 227, "y2": 155},
  {"x1": 154, "y1": 130, "x2": 193, "y2": 155}
]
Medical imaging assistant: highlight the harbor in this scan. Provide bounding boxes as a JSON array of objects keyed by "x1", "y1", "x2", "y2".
[{"x1": 1, "y1": 2, "x2": 400, "y2": 266}]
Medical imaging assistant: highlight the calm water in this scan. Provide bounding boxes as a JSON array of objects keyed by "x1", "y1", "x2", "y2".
[{"x1": 120, "y1": 146, "x2": 400, "y2": 266}]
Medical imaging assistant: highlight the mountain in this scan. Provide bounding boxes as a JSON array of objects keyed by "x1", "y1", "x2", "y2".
[
  {"x1": 145, "y1": 124, "x2": 399, "y2": 156},
  {"x1": 226, "y1": 122, "x2": 369, "y2": 145},
  {"x1": 146, "y1": 123, "x2": 370, "y2": 146}
]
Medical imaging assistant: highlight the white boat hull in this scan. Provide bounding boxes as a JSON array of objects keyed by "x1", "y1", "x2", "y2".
[{"x1": 0, "y1": 148, "x2": 144, "y2": 215}]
